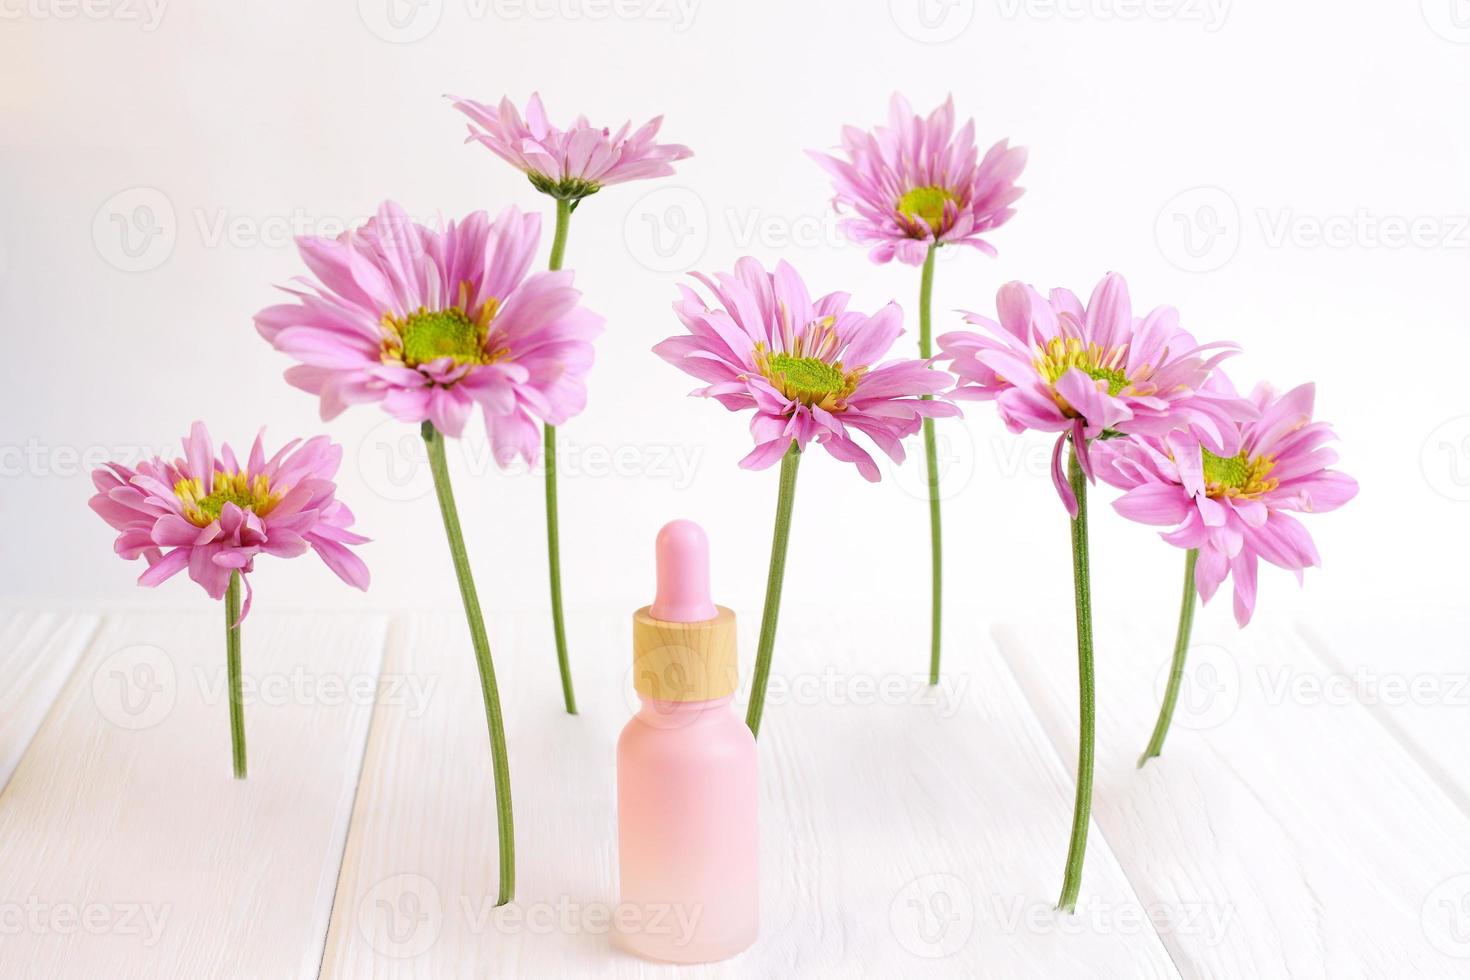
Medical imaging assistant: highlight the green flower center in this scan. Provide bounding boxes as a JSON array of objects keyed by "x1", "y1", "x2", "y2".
[
  {"x1": 750, "y1": 316, "x2": 867, "y2": 411},
  {"x1": 174, "y1": 472, "x2": 280, "y2": 527},
  {"x1": 399, "y1": 309, "x2": 487, "y2": 367},
  {"x1": 1201, "y1": 449, "x2": 1249, "y2": 489},
  {"x1": 1085, "y1": 366, "x2": 1130, "y2": 396},
  {"x1": 1200, "y1": 448, "x2": 1278, "y2": 499},
  {"x1": 766, "y1": 353, "x2": 846, "y2": 402},
  {"x1": 897, "y1": 185, "x2": 958, "y2": 231},
  {"x1": 197, "y1": 486, "x2": 256, "y2": 521}
]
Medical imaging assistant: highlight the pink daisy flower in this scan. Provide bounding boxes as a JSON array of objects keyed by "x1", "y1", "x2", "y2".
[
  {"x1": 1095, "y1": 382, "x2": 1358, "y2": 625},
  {"x1": 654, "y1": 257, "x2": 959, "y2": 482},
  {"x1": 938, "y1": 272, "x2": 1255, "y2": 514},
  {"x1": 449, "y1": 92, "x2": 692, "y2": 202},
  {"x1": 88, "y1": 421, "x2": 369, "y2": 619},
  {"x1": 255, "y1": 201, "x2": 603, "y2": 464},
  {"x1": 808, "y1": 93, "x2": 1026, "y2": 266}
]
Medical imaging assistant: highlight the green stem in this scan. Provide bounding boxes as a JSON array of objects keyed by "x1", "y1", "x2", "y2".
[
  {"x1": 543, "y1": 423, "x2": 575, "y2": 714},
  {"x1": 918, "y1": 243, "x2": 942, "y2": 685},
  {"x1": 544, "y1": 196, "x2": 576, "y2": 714},
  {"x1": 745, "y1": 444, "x2": 802, "y2": 738},
  {"x1": 225, "y1": 570, "x2": 246, "y2": 780},
  {"x1": 1057, "y1": 440, "x2": 1095, "y2": 914},
  {"x1": 423, "y1": 422, "x2": 515, "y2": 905},
  {"x1": 1138, "y1": 548, "x2": 1199, "y2": 767},
  {"x1": 548, "y1": 197, "x2": 571, "y2": 271}
]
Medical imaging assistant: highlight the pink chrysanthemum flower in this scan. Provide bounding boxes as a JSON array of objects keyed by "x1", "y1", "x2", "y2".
[
  {"x1": 1095, "y1": 383, "x2": 1357, "y2": 625},
  {"x1": 808, "y1": 93, "x2": 1026, "y2": 266},
  {"x1": 653, "y1": 257, "x2": 958, "y2": 481},
  {"x1": 938, "y1": 272, "x2": 1255, "y2": 514},
  {"x1": 449, "y1": 92, "x2": 692, "y2": 202},
  {"x1": 255, "y1": 201, "x2": 603, "y2": 463},
  {"x1": 88, "y1": 422, "x2": 369, "y2": 617}
]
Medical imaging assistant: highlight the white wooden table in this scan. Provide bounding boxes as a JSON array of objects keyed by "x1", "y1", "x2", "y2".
[{"x1": 0, "y1": 602, "x2": 1465, "y2": 978}]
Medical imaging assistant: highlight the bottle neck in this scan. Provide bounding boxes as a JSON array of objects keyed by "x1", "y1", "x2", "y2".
[{"x1": 636, "y1": 694, "x2": 736, "y2": 730}]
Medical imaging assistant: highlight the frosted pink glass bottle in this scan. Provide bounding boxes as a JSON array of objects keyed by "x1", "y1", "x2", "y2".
[{"x1": 617, "y1": 520, "x2": 758, "y2": 963}]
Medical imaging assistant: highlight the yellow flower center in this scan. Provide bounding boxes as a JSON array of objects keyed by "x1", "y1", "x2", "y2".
[
  {"x1": 1031, "y1": 336, "x2": 1136, "y2": 416},
  {"x1": 380, "y1": 286, "x2": 506, "y2": 370},
  {"x1": 1201, "y1": 448, "x2": 1278, "y2": 499},
  {"x1": 897, "y1": 185, "x2": 958, "y2": 232},
  {"x1": 174, "y1": 472, "x2": 282, "y2": 527}
]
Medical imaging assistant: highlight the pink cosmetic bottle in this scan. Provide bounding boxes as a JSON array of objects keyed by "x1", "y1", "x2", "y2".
[{"x1": 617, "y1": 519, "x2": 758, "y2": 963}]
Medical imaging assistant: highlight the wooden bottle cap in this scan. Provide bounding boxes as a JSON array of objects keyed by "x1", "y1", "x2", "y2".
[{"x1": 631, "y1": 605, "x2": 738, "y2": 702}]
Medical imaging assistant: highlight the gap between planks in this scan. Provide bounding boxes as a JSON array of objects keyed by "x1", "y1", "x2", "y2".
[{"x1": 0, "y1": 611, "x2": 100, "y2": 798}]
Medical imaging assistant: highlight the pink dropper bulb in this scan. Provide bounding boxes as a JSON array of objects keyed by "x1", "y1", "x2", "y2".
[{"x1": 649, "y1": 519, "x2": 719, "y2": 623}]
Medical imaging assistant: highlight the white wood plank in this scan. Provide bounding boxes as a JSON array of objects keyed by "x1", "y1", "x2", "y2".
[
  {"x1": 0, "y1": 610, "x2": 388, "y2": 980},
  {"x1": 996, "y1": 608, "x2": 1470, "y2": 979},
  {"x1": 321, "y1": 609, "x2": 1179, "y2": 978},
  {"x1": 0, "y1": 611, "x2": 97, "y2": 794},
  {"x1": 1293, "y1": 601, "x2": 1470, "y2": 817}
]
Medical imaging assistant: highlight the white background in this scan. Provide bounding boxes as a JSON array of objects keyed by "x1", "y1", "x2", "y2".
[{"x1": 2, "y1": 0, "x2": 1465, "y2": 639}]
